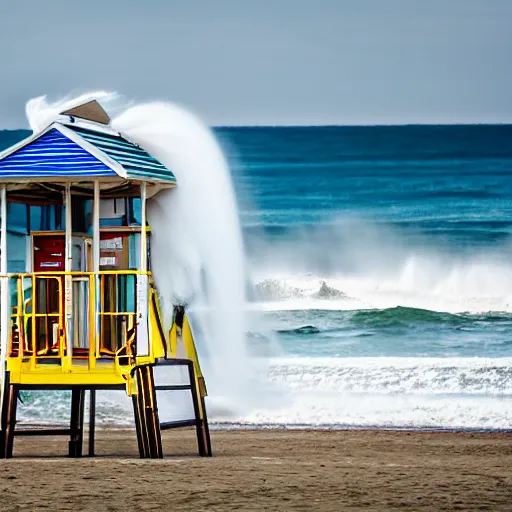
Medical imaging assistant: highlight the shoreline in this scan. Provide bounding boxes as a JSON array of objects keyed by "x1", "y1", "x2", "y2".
[
  {"x1": 16, "y1": 421, "x2": 512, "y2": 434},
  {"x1": 1, "y1": 429, "x2": 511, "y2": 511}
]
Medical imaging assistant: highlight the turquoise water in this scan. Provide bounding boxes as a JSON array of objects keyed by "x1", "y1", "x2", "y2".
[{"x1": 2, "y1": 125, "x2": 512, "y2": 429}]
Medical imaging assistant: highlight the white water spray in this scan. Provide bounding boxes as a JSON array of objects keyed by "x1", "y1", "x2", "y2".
[
  {"x1": 26, "y1": 94, "x2": 261, "y2": 415},
  {"x1": 26, "y1": 91, "x2": 119, "y2": 132},
  {"x1": 112, "y1": 102, "x2": 255, "y2": 410}
]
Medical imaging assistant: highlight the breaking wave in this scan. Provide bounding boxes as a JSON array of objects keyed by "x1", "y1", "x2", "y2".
[
  {"x1": 213, "y1": 357, "x2": 512, "y2": 430},
  {"x1": 250, "y1": 263, "x2": 512, "y2": 314},
  {"x1": 17, "y1": 357, "x2": 512, "y2": 430},
  {"x1": 246, "y1": 217, "x2": 512, "y2": 314}
]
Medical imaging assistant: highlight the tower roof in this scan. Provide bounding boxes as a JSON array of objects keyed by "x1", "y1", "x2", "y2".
[{"x1": 0, "y1": 103, "x2": 175, "y2": 199}]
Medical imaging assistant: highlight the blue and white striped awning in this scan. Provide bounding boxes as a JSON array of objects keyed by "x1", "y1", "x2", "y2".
[
  {"x1": 0, "y1": 120, "x2": 176, "y2": 185},
  {"x1": 0, "y1": 129, "x2": 116, "y2": 178}
]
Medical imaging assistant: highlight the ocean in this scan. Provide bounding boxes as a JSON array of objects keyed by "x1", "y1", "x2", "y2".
[{"x1": 2, "y1": 124, "x2": 512, "y2": 430}]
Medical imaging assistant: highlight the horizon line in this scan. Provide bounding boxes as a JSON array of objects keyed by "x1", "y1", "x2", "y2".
[{"x1": 1, "y1": 121, "x2": 512, "y2": 132}]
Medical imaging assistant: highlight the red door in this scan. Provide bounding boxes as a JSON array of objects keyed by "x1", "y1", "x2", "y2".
[
  {"x1": 32, "y1": 236, "x2": 65, "y2": 355},
  {"x1": 33, "y1": 236, "x2": 65, "y2": 272}
]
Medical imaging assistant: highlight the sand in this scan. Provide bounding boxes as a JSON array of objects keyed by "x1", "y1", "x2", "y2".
[{"x1": 0, "y1": 429, "x2": 511, "y2": 511}]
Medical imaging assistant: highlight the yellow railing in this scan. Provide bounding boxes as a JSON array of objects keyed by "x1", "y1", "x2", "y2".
[{"x1": 6, "y1": 271, "x2": 150, "y2": 370}]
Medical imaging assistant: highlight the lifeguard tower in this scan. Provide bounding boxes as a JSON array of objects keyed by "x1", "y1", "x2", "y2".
[{"x1": 0, "y1": 100, "x2": 211, "y2": 458}]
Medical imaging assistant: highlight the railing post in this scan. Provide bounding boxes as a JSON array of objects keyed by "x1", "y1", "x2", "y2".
[
  {"x1": 64, "y1": 184, "x2": 73, "y2": 369},
  {"x1": 92, "y1": 181, "x2": 100, "y2": 366},
  {"x1": 30, "y1": 275, "x2": 36, "y2": 370},
  {"x1": 16, "y1": 277, "x2": 23, "y2": 358}
]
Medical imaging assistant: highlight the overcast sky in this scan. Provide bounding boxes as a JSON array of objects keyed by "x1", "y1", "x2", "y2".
[{"x1": 0, "y1": 0, "x2": 511, "y2": 127}]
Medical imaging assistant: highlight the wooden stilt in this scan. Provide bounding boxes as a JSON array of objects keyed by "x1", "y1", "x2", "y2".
[
  {"x1": 4, "y1": 385, "x2": 18, "y2": 458},
  {"x1": 200, "y1": 396, "x2": 212, "y2": 457},
  {"x1": 88, "y1": 389, "x2": 96, "y2": 456},
  {"x1": 134, "y1": 368, "x2": 150, "y2": 458},
  {"x1": 0, "y1": 371, "x2": 10, "y2": 458},
  {"x1": 141, "y1": 366, "x2": 162, "y2": 459},
  {"x1": 132, "y1": 366, "x2": 162, "y2": 459},
  {"x1": 132, "y1": 394, "x2": 146, "y2": 457},
  {"x1": 69, "y1": 388, "x2": 85, "y2": 457},
  {"x1": 188, "y1": 364, "x2": 212, "y2": 457},
  {"x1": 0, "y1": 361, "x2": 213, "y2": 459}
]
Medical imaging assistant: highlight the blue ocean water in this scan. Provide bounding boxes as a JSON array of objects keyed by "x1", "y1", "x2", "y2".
[
  {"x1": 2, "y1": 125, "x2": 512, "y2": 430},
  {"x1": 217, "y1": 125, "x2": 512, "y2": 430}
]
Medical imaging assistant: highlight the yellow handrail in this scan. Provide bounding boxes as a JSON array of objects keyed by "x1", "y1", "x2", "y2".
[{"x1": 7, "y1": 270, "x2": 146, "y2": 369}]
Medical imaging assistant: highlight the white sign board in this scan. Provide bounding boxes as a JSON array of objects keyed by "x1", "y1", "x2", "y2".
[{"x1": 136, "y1": 274, "x2": 149, "y2": 356}]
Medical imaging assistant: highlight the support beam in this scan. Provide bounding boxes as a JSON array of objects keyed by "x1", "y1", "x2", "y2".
[
  {"x1": 136, "y1": 183, "x2": 149, "y2": 356},
  {"x1": 69, "y1": 388, "x2": 85, "y2": 457},
  {"x1": 92, "y1": 181, "x2": 100, "y2": 366},
  {"x1": 0, "y1": 185, "x2": 8, "y2": 434},
  {"x1": 64, "y1": 185, "x2": 73, "y2": 366},
  {"x1": 4, "y1": 384, "x2": 18, "y2": 458},
  {"x1": 132, "y1": 365, "x2": 162, "y2": 458},
  {"x1": 64, "y1": 184, "x2": 73, "y2": 271},
  {"x1": 88, "y1": 389, "x2": 96, "y2": 456},
  {"x1": 188, "y1": 362, "x2": 212, "y2": 457},
  {"x1": 140, "y1": 183, "x2": 147, "y2": 272},
  {"x1": 93, "y1": 181, "x2": 100, "y2": 274}
]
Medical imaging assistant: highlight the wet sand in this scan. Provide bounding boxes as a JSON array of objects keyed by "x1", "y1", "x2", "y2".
[{"x1": 0, "y1": 429, "x2": 511, "y2": 511}]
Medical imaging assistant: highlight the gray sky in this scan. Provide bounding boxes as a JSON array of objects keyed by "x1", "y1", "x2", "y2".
[{"x1": 1, "y1": 0, "x2": 511, "y2": 127}]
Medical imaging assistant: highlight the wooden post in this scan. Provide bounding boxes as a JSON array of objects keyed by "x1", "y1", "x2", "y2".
[
  {"x1": 136, "y1": 183, "x2": 149, "y2": 357},
  {"x1": 64, "y1": 184, "x2": 73, "y2": 367},
  {"x1": 200, "y1": 395, "x2": 213, "y2": 457},
  {"x1": 132, "y1": 366, "x2": 162, "y2": 458},
  {"x1": 0, "y1": 185, "x2": 8, "y2": 435},
  {"x1": 92, "y1": 181, "x2": 100, "y2": 366},
  {"x1": 88, "y1": 389, "x2": 96, "y2": 456},
  {"x1": 132, "y1": 393, "x2": 146, "y2": 458},
  {"x1": 69, "y1": 388, "x2": 85, "y2": 457},
  {"x1": 140, "y1": 182, "x2": 147, "y2": 273},
  {"x1": 143, "y1": 366, "x2": 162, "y2": 459},
  {"x1": 4, "y1": 384, "x2": 18, "y2": 458},
  {"x1": 134, "y1": 367, "x2": 150, "y2": 458},
  {"x1": 0, "y1": 371, "x2": 11, "y2": 458},
  {"x1": 188, "y1": 362, "x2": 212, "y2": 457}
]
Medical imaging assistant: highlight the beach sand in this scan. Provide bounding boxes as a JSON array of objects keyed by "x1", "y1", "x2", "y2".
[{"x1": 0, "y1": 429, "x2": 511, "y2": 511}]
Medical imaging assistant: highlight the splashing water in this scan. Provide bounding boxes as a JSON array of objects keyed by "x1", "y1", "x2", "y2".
[
  {"x1": 19, "y1": 98, "x2": 512, "y2": 431},
  {"x1": 248, "y1": 219, "x2": 512, "y2": 314},
  {"x1": 26, "y1": 91, "x2": 119, "y2": 132},
  {"x1": 112, "y1": 102, "x2": 257, "y2": 413},
  {"x1": 25, "y1": 94, "x2": 263, "y2": 417}
]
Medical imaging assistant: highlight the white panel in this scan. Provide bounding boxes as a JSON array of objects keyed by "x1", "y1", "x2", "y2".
[
  {"x1": 136, "y1": 274, "x2": 149, "y2": 355},
  {"x1": 156, "y1": 389, "x2": 195, "y2": 424},
  {"x1": 153, "y1": 364, "x2": 190, "y2": 387}
]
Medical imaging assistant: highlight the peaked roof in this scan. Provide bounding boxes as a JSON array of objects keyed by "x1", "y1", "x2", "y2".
[
  {"x1": 0, "y1": 107, "x2": 176, "y2": 188},
  {"x1": 62, "y1": 100, "x2": 111, "y2": 125}
]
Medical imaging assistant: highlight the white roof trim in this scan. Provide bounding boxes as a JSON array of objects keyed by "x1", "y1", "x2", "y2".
[{"x1": 58, "y1": 117, "x2": 121, "y2": 136}]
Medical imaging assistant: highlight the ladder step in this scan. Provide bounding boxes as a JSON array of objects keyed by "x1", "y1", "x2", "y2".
[
  {"x1": 154, "y1": 385, "x2": 192, "y2": 391},
  {"x1": 160, "y1": 419, "x2": 197, "y2": 430}
]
